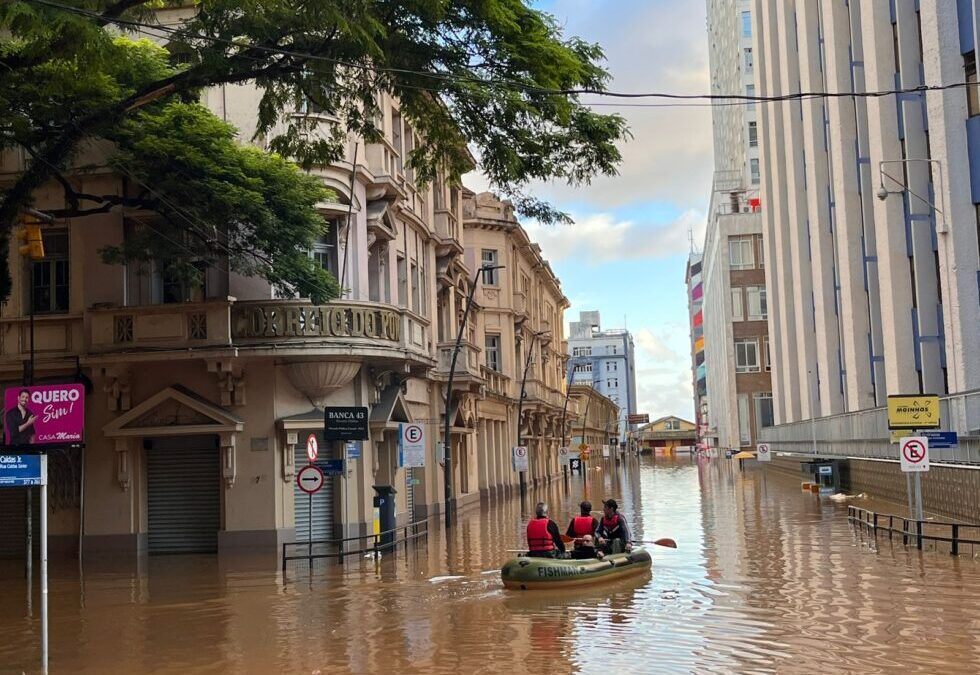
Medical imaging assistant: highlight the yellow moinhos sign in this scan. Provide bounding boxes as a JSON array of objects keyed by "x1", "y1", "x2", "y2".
[{"x1": 887, "y1": 395, "x2": 940, "y2": 430}]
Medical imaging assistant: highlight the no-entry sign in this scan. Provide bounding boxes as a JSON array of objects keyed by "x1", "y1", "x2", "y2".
[
  {"x1": 900, "y1": 436, "x2": 930, "y2": 473},
  {"x1": 756, "y1": 443, "x2": 771, "y2": 462}
]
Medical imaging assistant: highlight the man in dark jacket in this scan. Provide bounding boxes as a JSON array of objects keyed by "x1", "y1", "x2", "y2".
[{"x1": 596, "y1": 499, "x2": 632, "y2": 554}]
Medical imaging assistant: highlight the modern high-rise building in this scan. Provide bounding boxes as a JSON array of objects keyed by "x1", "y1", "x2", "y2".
[
  {"x1": 751, "y1": 1, "x2": 980, "y2": 436},
  {"x1": 696, "y1": 0, "x2": 773, "y2": 452},
  {"x1": 566, "y1": 311, "x2": 637, "y2": 442}
]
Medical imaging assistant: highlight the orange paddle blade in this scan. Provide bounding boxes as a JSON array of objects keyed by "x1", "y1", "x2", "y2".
[
  {"x1": 652, "y1": 538, "x2": 677, "y2": 549},
  {"x1": 561, "y1": 534, "x2": 575, "y2": 544}
]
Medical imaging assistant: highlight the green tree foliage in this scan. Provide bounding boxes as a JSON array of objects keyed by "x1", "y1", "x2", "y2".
[{"x1": 0, "y1": 0, "x2": 628, "y2": 302}]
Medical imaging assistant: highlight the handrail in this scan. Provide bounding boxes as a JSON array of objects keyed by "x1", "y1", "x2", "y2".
[
  {"x1": 847, "y1": 506, "x2": 980, "y2": 555},
  {"x1": 281, "y1": 518, "x2": 430, "y2": 572}
]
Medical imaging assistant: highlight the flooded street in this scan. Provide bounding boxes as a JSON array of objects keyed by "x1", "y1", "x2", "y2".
[{"x1": 3, "y1": 456, "x2": 980, "y2": 674}]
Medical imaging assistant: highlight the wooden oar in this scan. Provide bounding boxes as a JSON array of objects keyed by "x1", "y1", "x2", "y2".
[{"x1": 633, "y1": 538, "x2": 678, "y2": 549}]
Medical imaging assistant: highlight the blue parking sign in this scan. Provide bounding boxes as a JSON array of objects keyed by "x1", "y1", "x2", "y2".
[{"x1": 0, "y1": 454, "x2": 45, "y2": 487}]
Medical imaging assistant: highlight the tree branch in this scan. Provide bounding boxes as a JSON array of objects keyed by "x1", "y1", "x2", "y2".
[{"x1": 99, "y1": 0, "x2": 154, "y2": 21}]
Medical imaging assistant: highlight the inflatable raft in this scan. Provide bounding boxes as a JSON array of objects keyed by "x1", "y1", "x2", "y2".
[{"x1": 500, "y1": 548, "x2": 652, "y2": 591}]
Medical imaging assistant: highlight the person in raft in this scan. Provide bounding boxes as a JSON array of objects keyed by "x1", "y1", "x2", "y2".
[
  {"x1": 595, "y1": 499, "x2": 633, "y2": 554},
  {"x1": 526, "y1": 502, "x2": 566, "y2": 558},
  {"x1": 566, "y1": 500, "x2": 603, "y2": 559}
]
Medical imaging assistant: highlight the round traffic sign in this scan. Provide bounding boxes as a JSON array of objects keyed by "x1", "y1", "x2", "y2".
[
  {"x1": 404, "y1": 424, "x2": 423, "y2": 444},
  {"x1": 903, "y1": 439, "x2": 926, "y2": 464},
  {"x1": 514, "y1": 446, "x2": 527, "y2": 458},
  {"x1": 558, "y1": 446, "x2": 568, "y2": 456},
  {"x1": 306, "y1": 433, "x2": 318, "y2": 462},
  {"x1": 297, "y1": 464, "x2": 325, "y2": 494},
  {"x1": 758, "y1": 443, "x2": 770, "y2": 455}
]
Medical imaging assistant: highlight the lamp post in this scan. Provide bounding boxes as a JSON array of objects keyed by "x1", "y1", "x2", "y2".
[
  {"x1": 516, "y1": 329, "x2": 550, "y2": 496},
  {"x1": 443, "y1": 264, "x2": 504, "y2": 530}
]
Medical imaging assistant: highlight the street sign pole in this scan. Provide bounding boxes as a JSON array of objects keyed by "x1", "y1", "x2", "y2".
[
  {"x1": 40, "y1": 455, "x2": 48, "y2": 675},
  {"x1": 914, "y1": 472, "x2": 924, "y2": 522}
]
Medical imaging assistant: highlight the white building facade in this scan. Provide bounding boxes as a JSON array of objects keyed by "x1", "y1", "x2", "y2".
[
  {"x1": 566, "y1": 312, "x2": 637, "y2": 443},
  {"x1": 752, "y1": 0, "x2": 980, "y2": 431}
]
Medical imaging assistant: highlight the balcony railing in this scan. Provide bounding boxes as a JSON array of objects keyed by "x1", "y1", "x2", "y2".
[
  {"x1": 89, "y1": 300, "x2": 232, "y2": 352},
  {"x1": 365, "y1": 138, "x2": 402, "y2": 184},
  {"x1": 513, "y1": 290, "x2": 528, "y2": 315},
  {"x1": 480, "y1": 366, "x2": 510, "y2": 397},
  {"x1": 0, "y1": 314, "x2": 84, "y2": 361}
]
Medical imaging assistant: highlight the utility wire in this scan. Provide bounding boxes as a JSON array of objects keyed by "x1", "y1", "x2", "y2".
[{"x1": 21, "y1": 0, "x2": 979, "y2": 106}]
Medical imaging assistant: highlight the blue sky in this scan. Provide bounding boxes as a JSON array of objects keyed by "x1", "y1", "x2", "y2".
[{"x1": 469, "y1": 1, "x2": 712, "y2": 421}]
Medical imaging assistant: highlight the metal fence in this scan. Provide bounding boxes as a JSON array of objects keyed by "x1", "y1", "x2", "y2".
[
  {"x1": 759, "y1": 389, "x2": 980, "y2": 465},
  {"x1": 848, "y1": 506, "x2": 980, "y2": 555},
  {"x1": 281, "y1": 519, "x2": 429, "y2": 572}
]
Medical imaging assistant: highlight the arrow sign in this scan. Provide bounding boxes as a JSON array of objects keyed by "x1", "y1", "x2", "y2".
[{"x1": 297, "y1": 464, "x2": 325, "y2": 494}]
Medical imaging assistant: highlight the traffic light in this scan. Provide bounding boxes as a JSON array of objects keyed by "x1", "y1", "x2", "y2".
[{"x1": 17, "y1": 217, "x2": 45, "y2": 260}]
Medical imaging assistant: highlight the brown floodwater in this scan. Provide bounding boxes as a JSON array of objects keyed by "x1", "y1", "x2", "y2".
[{"x1": 2, "y1": 455, "x2": 980, "y2": 674}]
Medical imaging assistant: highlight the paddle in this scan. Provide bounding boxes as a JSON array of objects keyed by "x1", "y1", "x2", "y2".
[{"x1": 633, "y1": 538, "x2": 678, "y2": 549}]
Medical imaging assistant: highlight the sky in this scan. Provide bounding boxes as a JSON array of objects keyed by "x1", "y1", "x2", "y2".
[{"x1": 467, "y1": 0, "x2": 713, "y2": 422}]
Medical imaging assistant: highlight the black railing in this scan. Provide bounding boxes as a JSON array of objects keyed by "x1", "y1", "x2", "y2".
[
  {"x1": 848, "y1": 506, "x2": 980, "y2": 555},
  {"x1": 281, "y1": 519, "x2": 429, "y2": 572}
]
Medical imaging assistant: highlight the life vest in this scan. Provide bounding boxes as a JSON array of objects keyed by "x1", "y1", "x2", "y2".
[
  {"x1": 572, "y1": 516, "x2": 595, "y2": 537},
  {"x1": 601, "y1": 514, "x2": 624, "y2": 538},
  {"x1": 527, "y1": 517, "x2": 555, "y2": 551}
]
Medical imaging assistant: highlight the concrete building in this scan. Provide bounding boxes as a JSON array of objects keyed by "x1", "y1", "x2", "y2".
[
  {"x1": 567, "y1": 384, "x2": 619, "y2": 459},
  {"x1": 698, "y1": 0, "x2": 773, "y2": 452},
  {"x1": 462, "y1": 191, "x2": 572, "y2": 495},
  {"x1": 750, "y1": 2, "x2": 980, "y2": 520},
  {"x1": 685, "y1": 253, "x2": 709, "y2": 446},
  {"x1": 566, "y1": 312, "x2": 637, "y2": 443},
  {"x1": 0, "y1": 99, "x2": 571, "y2": 555}
]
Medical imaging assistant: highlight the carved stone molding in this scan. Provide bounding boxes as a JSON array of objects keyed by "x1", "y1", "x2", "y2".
[
  {"x1": 103, "y1": 366, "x2": 131, "y2": 412},
  {"x1": 285, "y1": 360, "x2": 361, "y2": 408},
  {"x1": 220, "y1": 432, "x2": 237, "y2": 489},
  {"x1": 207, "y1": 359, "x2": 246, "y2": 407},
  {"x1": 115, "y1": 438, "x2": 131, "y2": 491}
]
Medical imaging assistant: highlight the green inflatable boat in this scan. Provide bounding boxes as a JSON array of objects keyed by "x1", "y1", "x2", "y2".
[{"x1": 501, "y1": 548, "x2": 652, "y2": 591}]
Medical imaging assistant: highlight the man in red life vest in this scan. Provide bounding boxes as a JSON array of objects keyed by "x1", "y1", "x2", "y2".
[
  {"x1": 596, "y1": 499, "x2": 632, "y2": 554},
  {"x1": 565, "y1": 500, "x2": 603, "y2": 559},
  {"x1": 526, "y1": 502, "x2": 565, "y2": 558}
]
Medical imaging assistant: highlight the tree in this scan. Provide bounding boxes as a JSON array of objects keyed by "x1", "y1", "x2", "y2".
[{"x1": 0, "y1": 0, "x2": 629, "y2": 302}]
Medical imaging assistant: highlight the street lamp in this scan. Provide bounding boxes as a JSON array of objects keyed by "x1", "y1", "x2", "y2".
[
  {"x1": 516, "y1": 328, "x2": 550, "y2": 496},
  {"x1": 443, "y1": 263, "x2": 505, "y2": 530}
]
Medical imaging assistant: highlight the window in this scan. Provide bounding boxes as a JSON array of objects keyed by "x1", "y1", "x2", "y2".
[
  {"x1": 748, "y1": 121, "x2": 758, "y2": 147},
  {"x1": 737, "y1": 394, "x2": 751, "y2": 444},
  {"x1": 755, "y1": 393, "x2": 775, "y2": 428},
  {"x1": 607, "y1": 378, "x2": 619, "y2": 388},
  {"x1": 731, "y1": 287, "x2": 744, "y2": 321},
  {"x1": 30, "y1": 230, "x2": 69, "y2": 314},
  {"x1": 764, "y1": 336, "x2": 771, "y2": 371},
  {"x1": 410, "y1": 261, "x2": 420, "y2": 313},
  {"x1": 397, "y1": 256, "x2": 407, "y2": 308},
  {"x1": 485, "y1": 335, "x2": 501, "y2": 371},
  {"x1": 729, "y1": 236, "x2": 755, "y2": 269},
  {"x1": 967, "y1": 52, "x2": 980, "y2": 117},
  {"x1": 741, "y1": 10, "x2": 752, "y2": 37},
  {"x1": 481, "y1": 249, "x2": 499, "y2": 285},
  {"x1": 574, "y1": 363, "x2": 593, "y2": 373},
  {"x1": 573, "y1": 346, "x2": 592, "y2": 357},
  {"x1": 744, "y1": 47, "x2": 753, "y2": 72},
  {"x1": 310, "y1": 224, "x2": 340, "y2": 277},
  {"x1": 750, "y1": 158, "x2": 760, "y2": 184},
  {"x1": 747, "y1": 286, "x2": 767, "y2": 320},
  {"x1": 665, "y1": 419, "x2": 679, "y2": 430},
  {"x1": 735, "y1": 338, "x2": 760, "y2": 373},
  {"x1": 606, "y1": 361, "x2": 618, "y2": 372},
  {"x1": 746, "y1": 84, "x2": 756, "y2": 111},
  {"x1": 609, "y1": 344, "x2": 619, "y2": 355},
  {"x1": 391, "y1": 109, "x2": 404, "y2": 174}
]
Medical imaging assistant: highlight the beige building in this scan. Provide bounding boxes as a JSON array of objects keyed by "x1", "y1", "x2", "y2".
[
  {"x1": 567, "y1": 384, "x2": 619, "y2": 460},
  {"x1": 463, "y1": 192, "x2": 572, "y2": 495},
  {"x1": 0, "y1": 83, "x2": 570, "y2": 556}
]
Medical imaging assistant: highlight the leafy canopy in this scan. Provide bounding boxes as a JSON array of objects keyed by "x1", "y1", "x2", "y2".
[{"x1": 0, "y1": 0, "x2": 629, "y2": 302}]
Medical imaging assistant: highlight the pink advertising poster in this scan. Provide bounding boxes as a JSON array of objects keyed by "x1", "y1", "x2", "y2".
[{"x1": 4, "y1": 384, "x2": 85, "y2": 446}]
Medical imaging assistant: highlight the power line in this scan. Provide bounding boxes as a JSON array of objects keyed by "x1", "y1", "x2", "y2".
[{"x1": 21, "y1": 0, "x2": 978, "y2": 106}]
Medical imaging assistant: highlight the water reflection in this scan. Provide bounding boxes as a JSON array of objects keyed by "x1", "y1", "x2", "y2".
[{"x1": 2, "y1": 455, "x2": 979, "y2": 673}]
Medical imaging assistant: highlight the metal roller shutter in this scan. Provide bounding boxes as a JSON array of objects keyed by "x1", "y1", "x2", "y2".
[
  {"x1": 147, "y1": 443, "x2": 220, "y2": 554},
  {"x1": 0, "y1": 488, "x2": 38, "y2": 559},
  {"x1": 293, "y1": 443, "x2": 334, "y2": 542}
]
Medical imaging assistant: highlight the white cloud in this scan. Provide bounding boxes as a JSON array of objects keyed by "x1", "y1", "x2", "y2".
[
  {"x1": 635, "y1": 328, "x2": 681, "y2": 363},
  {"x1": 524, "y1": 208, "x2": 704, "y2": 265}
]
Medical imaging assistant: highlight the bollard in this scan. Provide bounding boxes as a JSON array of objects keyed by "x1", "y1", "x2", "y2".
[{"x1": 951, "y1": 524, "x2": 959, "y2": 556}]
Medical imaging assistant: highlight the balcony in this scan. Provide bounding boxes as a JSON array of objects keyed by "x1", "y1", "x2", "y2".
[
  {"x1": 513, "y1": 290, "x2": 528, "y2": 317},
  {"x1": 480, "y1": 366, "x2": 511, "y2": 397},
  {"x1": 87, "y1": 299, "x2": 433, "y2": 369},
  {"x1": 0, "y1": 314, "x2": 84, "y2": 368},
  {"x1": 365, "y1": 138, "x2": 404, "y2": 196},
  {"x1": 434, "y1": 340, "x2": 484, "y2": 392}
]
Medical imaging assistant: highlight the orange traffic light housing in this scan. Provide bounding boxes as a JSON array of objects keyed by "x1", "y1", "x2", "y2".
[{"x1": 17, "y1": 217, "x2": 45, "y2": 261}]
